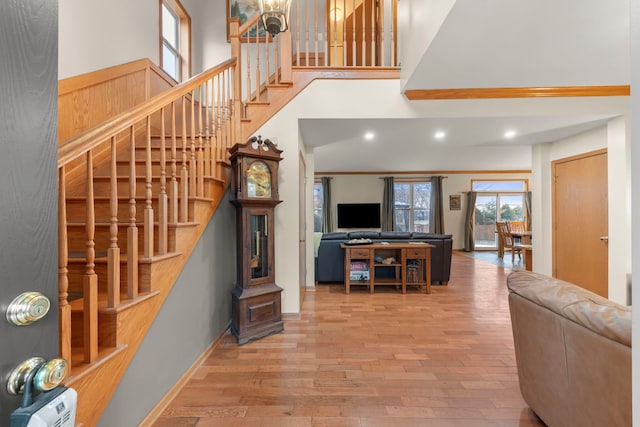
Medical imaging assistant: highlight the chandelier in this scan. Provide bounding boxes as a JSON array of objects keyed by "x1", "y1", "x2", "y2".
[{"x1": 258, "y1": 0, "x2": 293, "y2": 37}]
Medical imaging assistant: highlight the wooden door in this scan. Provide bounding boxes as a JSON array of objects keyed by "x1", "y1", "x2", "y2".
[
  {"x1": 0, "y1": 0, "x2": 59, "y2": 419},
  {"x1": 552, "y1": 150, "x2": 608, "y2": 297}
]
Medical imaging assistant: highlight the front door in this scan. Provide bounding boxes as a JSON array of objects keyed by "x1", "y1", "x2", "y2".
[
  {"x1": 552, "y1": 149, "x2": 608, "y2": 297},
  {"x1": 0, "y1": 0, "x2": 59, "y2": 421}
]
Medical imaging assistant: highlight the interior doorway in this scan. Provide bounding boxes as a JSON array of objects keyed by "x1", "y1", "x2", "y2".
[
  {"x1": 299, "y1": 153, "x2": 307, "y2": 306},
  {"x1": 552, "y1": 149, "x2": 608, "y2": 297}
]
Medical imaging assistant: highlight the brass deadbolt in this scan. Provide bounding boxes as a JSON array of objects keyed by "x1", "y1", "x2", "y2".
[{"x1": 6, "y1": 292, "x2": 50, "y2": 326}]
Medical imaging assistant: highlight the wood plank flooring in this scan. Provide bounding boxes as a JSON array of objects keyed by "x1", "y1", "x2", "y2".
[{"x1": 152, "y1": 252, "x2": 545, "y2": 426}]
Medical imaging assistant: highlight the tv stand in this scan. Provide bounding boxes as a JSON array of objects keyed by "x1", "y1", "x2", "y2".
[{"x1": 340, "y1": 242, "x2": 433, "y2": 294}]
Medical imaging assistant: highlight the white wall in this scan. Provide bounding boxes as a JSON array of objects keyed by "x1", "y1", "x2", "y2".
[
  {"x1": 531, "y1": 122, "x2": 631, "y2": 306},
  {"x1": 59, "y1": 0, "x2": 160, "y2": 79},
  {"x1": 182, "y1": 0, "x2": 233, "y2": 74},
  {"x1": 59, "y1": 0, "x2": 231, "y2": 79},
  {"x1": 397, "y1": 0, "x2": 456, "y2": 90}
]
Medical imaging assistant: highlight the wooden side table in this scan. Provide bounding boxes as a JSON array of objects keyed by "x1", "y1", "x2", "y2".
[{"x1": 340, "y1": 242, "x2": 433, "y2": 294}]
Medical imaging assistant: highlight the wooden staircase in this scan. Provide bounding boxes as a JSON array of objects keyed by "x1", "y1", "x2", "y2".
[
  {"x1": 57, "y1": 54, "x2": 239, "y2": 425},
  {"x1": 55, "y1": 12, "x2": 400, "y2": 426}
]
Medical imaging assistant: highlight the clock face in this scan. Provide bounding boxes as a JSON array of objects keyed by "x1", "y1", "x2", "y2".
[{"x1": 246, "y1": 160, "x2": 272, "y2": 198}]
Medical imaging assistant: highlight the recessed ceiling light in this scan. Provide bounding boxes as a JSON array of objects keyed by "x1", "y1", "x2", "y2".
[
  {"x1": 364, "y1": 132, "x2": 375, "y2": 141},
  {"x1": 434, "y1": 131, "x2": 446, "y2": 140},
  {"x1": 503, "y1": 130, "x2": 517, "y2": 139}
]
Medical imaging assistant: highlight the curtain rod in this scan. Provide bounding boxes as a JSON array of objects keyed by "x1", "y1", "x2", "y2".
[{"x1": 378, "y1": 176, "x2": 448, "y2": 179}]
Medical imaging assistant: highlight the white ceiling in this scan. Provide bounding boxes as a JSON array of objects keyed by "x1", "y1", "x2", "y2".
[{"x1": 301, "y1": 0, "x2": 630, "y2": 172}]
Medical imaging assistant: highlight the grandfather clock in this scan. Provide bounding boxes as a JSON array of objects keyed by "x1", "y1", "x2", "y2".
[{"x1": 229, "y1": 136, "x2": 284, "y2": 344}]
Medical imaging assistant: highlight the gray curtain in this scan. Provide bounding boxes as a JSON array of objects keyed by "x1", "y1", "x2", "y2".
[
  {"x1": 430, "y1": 176, "x2": 444, "y2": 234},
  {"x1": 464, "y1": 191, "x2": 477, "y2": 252},
  {"x1": 382, "y1": 177, "x2": 395, "y2": 231},
  {"x1": 524, "y1": 191, "x2": 532, "y2": 231},
  {"x1": 321, "y1": 177, "x2": 333, "y2": 232}
]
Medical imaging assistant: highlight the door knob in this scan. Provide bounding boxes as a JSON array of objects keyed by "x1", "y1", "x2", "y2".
[
  {"x1": 6, "y1": 357, "x2": 46, "y2": 395},
  {"x1": 6, "y1": 291, "x2": 50, "y2": 326},
  {"x1": 6, "y1": 357, "x2": 69, "y2": 395},
  {"x1": 599, "y1": 236, "x2": 609, "y2": 242},
  {"x1": 34, "y1": 358, "x2": 69, "y2": 391}
]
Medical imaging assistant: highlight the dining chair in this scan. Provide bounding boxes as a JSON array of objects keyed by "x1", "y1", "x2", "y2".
[{"x1": 497, "y1": 221, "x2": 523, "y2": 262}]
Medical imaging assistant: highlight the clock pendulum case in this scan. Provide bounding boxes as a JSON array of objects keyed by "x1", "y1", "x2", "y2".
[{"x1": 228, "y1": 136, "x2": 284, "y2": 344}]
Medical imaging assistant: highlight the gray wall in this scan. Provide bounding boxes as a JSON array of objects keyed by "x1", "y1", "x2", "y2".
[
  {"x1": 0, "y1": 0, "x2": 59, "y2": 423},
  {"x1": 98, "y1": 190, "x2": 237, "y2": 427}
]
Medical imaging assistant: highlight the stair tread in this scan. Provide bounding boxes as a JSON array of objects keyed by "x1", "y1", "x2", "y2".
[
  {"x1": 90, "y1": 174, "x2": 219, "y2": 180},
  {"x1": 67, "y1": 248, "x2": 185, "y2": 262},
  {"x1": 68, "y1": 289, "x2": 160, "y2": 312},
  {"x1": 266, "y1": 83, "x2": 294, "y2": 88},
  {"x1": 66, "y1": 219, "x2": 203, "y2": 226},
  {"x1": 65, "y1": 194, "x2": 214, "y2": 201}
]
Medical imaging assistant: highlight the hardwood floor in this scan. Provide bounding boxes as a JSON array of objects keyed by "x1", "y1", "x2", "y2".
[{"x1": 152, "y1": 252, "x2": 545, "y2": 426}]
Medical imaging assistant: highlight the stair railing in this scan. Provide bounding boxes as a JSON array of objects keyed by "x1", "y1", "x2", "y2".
[
  {"x1": 58, "y1": 58, "x2": 237, "y2": 367},
  {"x1": 230, "y1": 1, "x2": 397, "y2": 115},
  {"x1": 232, "y1": 14, "x2": 293, "y2": 109},
  {"x1": 291, "y1": 0, "x2": 397, "y2": 67}
]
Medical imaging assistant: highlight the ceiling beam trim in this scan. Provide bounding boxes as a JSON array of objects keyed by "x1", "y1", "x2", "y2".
[{"x1": 403, "y1": 85, "x2": 630, "y2": 100}]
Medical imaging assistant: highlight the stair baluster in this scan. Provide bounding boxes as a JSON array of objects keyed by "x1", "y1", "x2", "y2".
[
  {"x1": 108, "y1": 136, "x2": 121, "y2": 308},
  {"x1": 204, "y1": 80, "x2": 212, "y2": 178},
  {"x1": 197, "y1": 84, "x2": 205, "y2": 197},
  {"x1": 169, "y1": 102, "x2": 179, "y2": 225},
  {"x1": 144, "y1": 117, "x2": 154, "y2": 259},
  {"x1": 83, "y1": 151, "x2": 98, "y2": 363},
  {"x1": 180, "y1": 96, "x2": 189, "y2": 222},
  {"x1": 127, "y1": 126, "x2": 139, "y2": 300},
  {"x1": 158, "y1": 108, "x2": 169, "y2": 255},
  {"x1": 189, "y1": 89, "x2": 197, "y2": 199},
  {"x1": 58, "y1": 166, "x2": 72, "y2": 367}
]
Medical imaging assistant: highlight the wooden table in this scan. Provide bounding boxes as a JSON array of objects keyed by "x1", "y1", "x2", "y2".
[
  {"x1": 511, "y1": 230, "x2": 532, "y2": 244},
  {"x1": 340, "y1": 242, "x2": 433, "y2": 294},
  {"x1": 515, "y1": 243, "x2": 533, "y2": 271},
  {"x1": 512, "y1": 231, "x2": 532, "y2": 271}
]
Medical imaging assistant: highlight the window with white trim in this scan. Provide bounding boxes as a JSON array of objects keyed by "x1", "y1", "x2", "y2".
[
  {"x1": 394, "y1": 180, "x2": 431, "y2": 232},
  {"x1": 161, "y1": 0, "x2": 190, "y2": 81}
]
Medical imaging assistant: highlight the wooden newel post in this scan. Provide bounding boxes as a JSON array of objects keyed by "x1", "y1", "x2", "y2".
[{"x1": 279, "y1": 30, "x2": 292, "y2": 84}]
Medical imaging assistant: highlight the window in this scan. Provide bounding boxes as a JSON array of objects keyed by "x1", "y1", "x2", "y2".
[
  {"x1": 160, "y1": 0, "x2": 190, "y2": 81},
  {"x1": 313, "y1": 182, "x2": 323, "y2": 232},
  {"x1": 472, "y1": 180, "x2": 528, "y2": 248},
  {"x1": 394, "y1": 181, "x2": 431, "y2": 232}
]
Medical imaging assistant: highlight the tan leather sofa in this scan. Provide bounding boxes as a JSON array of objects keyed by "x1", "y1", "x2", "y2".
[{"x1": 507, "y1": 270, "x2": 631, "y2": 426}]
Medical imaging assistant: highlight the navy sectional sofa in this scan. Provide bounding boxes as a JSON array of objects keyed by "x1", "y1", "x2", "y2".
[{"x1": 315, "y1": 231, "x2": 453, "y2": 285}]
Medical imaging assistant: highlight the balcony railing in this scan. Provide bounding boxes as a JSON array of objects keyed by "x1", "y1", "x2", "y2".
[{"x1": 233, "y1": 0, "x2": 398, "y2": 104}]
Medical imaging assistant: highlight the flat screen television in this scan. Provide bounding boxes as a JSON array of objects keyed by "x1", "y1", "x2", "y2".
[{"x1": 337, "y1": 203, "x2": 381, "y2": 229}]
